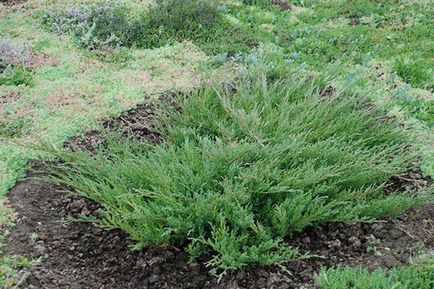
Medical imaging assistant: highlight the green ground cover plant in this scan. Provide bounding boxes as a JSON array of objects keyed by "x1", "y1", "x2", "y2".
[
  {"x1": 43, "y1": 66, "x2": 425, "y2": 272},
  {"x1": 317, "y1": 257, "x2": 434, "y2": 289},
  {"x1": 0, "y1": 66, "x2": 33, "y2": 86}
]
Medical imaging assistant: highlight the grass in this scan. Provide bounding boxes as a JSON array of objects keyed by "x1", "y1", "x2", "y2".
[
  {"x1": 42, "y1": 66, "x2": 425, "y2": 272},
  {"x1": 317, "y1": 256, "x2": 434, "y2": 289}
]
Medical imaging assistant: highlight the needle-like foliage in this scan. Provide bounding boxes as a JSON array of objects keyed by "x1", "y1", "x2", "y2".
[{"x1": 43, "y1": 67, "x2": 422, "y2": 272}]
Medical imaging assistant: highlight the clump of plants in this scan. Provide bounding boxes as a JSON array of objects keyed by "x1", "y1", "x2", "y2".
[
  {"x1": 143, "y1": 0, "x2": 221, "y2": 48},
  {"x1": 42, "y1": 1, "x2": 137, "y2": 50},
  {"x1": 0, "y1": 39, "x2": 34, "y2": 86},
  {"x1": 44, "y1": 67, "x2": 423, "y2": 273},
  {"x1": 42, "y1": 0, "x2": 222, "y2": 51},
  {"x1": 0, "y1": 39, "x2": 33, "y2": 68},
  {"x1": 0, "y1": 66, "x2": 33, "y2": 86}
]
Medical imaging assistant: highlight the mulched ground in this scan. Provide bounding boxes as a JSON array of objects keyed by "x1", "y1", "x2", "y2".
[
  {"x1": 1, "y1": 0, "x2": 27, "y2": 6},
  {"x1": 3, "y1": 103, "x2": 434, "y2": 289}
]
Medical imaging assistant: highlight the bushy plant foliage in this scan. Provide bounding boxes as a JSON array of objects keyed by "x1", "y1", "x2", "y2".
[
  {"x1": 0, "y1": 66, "x2": 33, "y2": 86},
  {"x1": 143, "y1": 0, "x2": 221, "y2": 48},
  {"x1": 42, "y1": 1, "x2": 138, "y2": 50},
  {"x1": 44, "y1": 68, "x2": 421, "y2": 272},
  {"x1": 0, "y1": 39, "x2": 33, "y2": 68},
  {"x1": 42, "y1": 0, "x2": 221, "y2": 51}
]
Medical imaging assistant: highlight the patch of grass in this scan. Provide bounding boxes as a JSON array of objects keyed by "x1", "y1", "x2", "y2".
[
  {"x1": 394, "y1": 59, "x2": 433, "y2": 91},
  {"x1": 317, "y1": 257, "x2": 434, "y2": 289},
  {"x1": 146, "y1": 0, "x2": 220, "y2": 33},
  {"x1": 43, "y1": 67, "x2": 422, "y2": 272}
]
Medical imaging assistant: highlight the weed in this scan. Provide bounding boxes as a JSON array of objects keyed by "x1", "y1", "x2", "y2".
[{"x1": 42, "y1": 67, "x2": 421, "y2": 272}]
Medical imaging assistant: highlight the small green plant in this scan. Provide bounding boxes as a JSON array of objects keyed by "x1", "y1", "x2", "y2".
[
  {"x1": 317, "y1": 257, "x2": 434, "y2": 289},
  {"x1": 0, "y1": 256, "x2": 31, "y2": 289},
  {"x1": 0, "y1": 66, "x2": 33, "y2": 86},
  {"x1": 41, "y1": 67, "x2": 422, "y2": 272}
]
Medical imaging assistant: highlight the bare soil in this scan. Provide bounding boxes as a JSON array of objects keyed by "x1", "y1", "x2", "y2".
[{"x1": 3, "y1": 103, "x2": 433, "y2": 289}]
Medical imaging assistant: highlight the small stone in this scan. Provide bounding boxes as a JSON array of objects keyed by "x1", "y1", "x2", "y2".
[
  {"x1": 34, "y1": 244, "x2": 47, "y2": 256},
  {"x1": 328, "y1": 239, "x2": 341, "y2": 249},
  {"x1": 349, "y1": 236, "x2": 361, "y2": 247},
  {"x1": 148, "y1": 275, "x2": 159, "y2": 284}
]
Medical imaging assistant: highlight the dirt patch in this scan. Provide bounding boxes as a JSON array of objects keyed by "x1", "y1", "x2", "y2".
[
  {"x1": 64, "y1": 102, "x2": 163, "y2": 152},
  {"x1": 349, "y1": 17, "x2": 361, "y2": 26},
  {"x1": 319, "y1": 86, "x2": 336, "y2": 97},
  {"x1": 384, "y1": 170, "x2": 432, "y2": 195},
  {"x1": 0, "y1": 0, "x2": 27, "y2": 7},
  {"x1": 271, "y1": 0, "x2": 293, "y2": 11},
  {"x1": 3, "y1": 168, "x2": 433, "y2": 289}
]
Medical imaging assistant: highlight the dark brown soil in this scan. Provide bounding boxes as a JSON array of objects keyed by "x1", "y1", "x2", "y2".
[
  {"x1": 349, "y1": 17, "x2": 361, "y2": 26},
  {"x1": 4, "y1": 102, "x2": 434, "y2": 289},
  {"x1": 64, "y1": 102, "x2": 162, "y2": 152},
  {"x1": 3, "y1": 172, "x2": 433, "y2": 289},
  {"x1": 1, "y1": 0, "x2": 27, "y2": 6},
  {"x1": 271, "y1": 0, "x2": 293, "y2": 11}
]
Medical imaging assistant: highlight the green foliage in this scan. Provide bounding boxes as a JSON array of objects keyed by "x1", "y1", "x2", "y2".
[
  {"x1": 42, "y1": 68, "x2": 421, "y2": 271},
  {"x1": 147, "y1": 0, "x2": 220, "y2": 33},
  {"x1": 0, "y1": 118, "x2": 30, "y2": 138},
  {"x1": 317, "y1": 258, "x2": 434, "y2": 289},
  {"x1": 42, "y1": 1, "x2": 139, "y2": 50},
  {"x1": 0, "y1": 38, "x2": 33, "y2": 67},
  {"x1": 0, "y1": 66, "x2": 33, "y2": 86},
  {"x1": 42, "y1": 0, "x2": 222, "y2": 52},
  {"x1": 394, "y1": 59, "x2": 433, "y2": 91},
  {"x1": 0, "y1": 256, "x2": 30, "y2": 288},
  {"x1": 140, "y1": 0, "x2": 227, "y2": 51}
]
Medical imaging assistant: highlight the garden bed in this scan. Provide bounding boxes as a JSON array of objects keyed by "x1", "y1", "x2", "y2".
[
  {"x1": 4, "y1": 169, "x2": 432, "y2": 289},
  {"x1": 3, "y1": 104, "x2": 433, "y2": 289}
]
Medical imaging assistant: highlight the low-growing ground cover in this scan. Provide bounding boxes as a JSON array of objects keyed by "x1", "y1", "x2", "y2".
[
  {"x1": 44, "y1": 68, "x2": 426, "y2": 273},
  {"x1": 0, "y1": 0, "x2": 433, "y2": 288}
]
